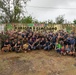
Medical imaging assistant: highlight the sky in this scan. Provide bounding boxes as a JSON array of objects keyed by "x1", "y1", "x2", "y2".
[{"x1": 26, "y1": 0, "x2": 76, "y2": 22}]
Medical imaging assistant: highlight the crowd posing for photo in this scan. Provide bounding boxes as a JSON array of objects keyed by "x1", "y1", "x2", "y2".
[{"x1": 0, "y1": 30, "x2": 76, "y2": 56}]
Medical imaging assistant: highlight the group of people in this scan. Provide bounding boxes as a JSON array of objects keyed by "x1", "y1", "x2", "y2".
[{"x1": 0, "y1": 30, "x2": 76, "y2": 56}]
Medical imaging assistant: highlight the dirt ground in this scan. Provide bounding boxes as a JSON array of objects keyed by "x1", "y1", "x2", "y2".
[{"x1": 0, "y1": 50, "x2": 76, "y2": 75}]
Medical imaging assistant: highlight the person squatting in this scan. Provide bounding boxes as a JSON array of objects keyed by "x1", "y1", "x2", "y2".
[{"x1": 0, "y1": 30, "x2": 76, "y2": 56}]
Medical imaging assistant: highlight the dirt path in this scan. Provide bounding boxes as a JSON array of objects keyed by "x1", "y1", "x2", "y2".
[{"x1": 0, "y1": 50, "x2": 76, "y2": 75}]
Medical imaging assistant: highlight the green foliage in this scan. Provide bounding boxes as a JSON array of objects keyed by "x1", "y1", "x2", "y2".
[
  {"x1": 0, "y1": 0, "x2": 30, "y2": 23},
  {"x1": 66, "y1": 25, "x2": 72, "y2": 33},
  {"x1": 6, "y1": 24, "x2": 13, "y2": 30},
  {"x1": 73, "y1": 19, "x2": 76, "y2": 24},
  {"x1": 48, "y1": 20, "x2": 53, "y2": 24},
  {"x1": 33, "y1": 19, "x2": 39, "y2": 24},
  {"x1": 0, "y1": 33, "x2": 9, "y2": 41},
  {"x1": 21, "y1": 16, "x2": 33, "y2": 24},
  {"x1": 56, "y1": 15, "x2": 64, "y2": 24}
]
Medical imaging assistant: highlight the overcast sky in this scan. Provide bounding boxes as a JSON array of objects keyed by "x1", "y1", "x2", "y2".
[{"x1": 26, "y1": 0, "x2": 76, "y2": 22}]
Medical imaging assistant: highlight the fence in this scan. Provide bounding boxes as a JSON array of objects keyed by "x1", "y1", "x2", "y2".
[
  {"x1": 10, "y1": 23, "x2": 63, "y2": 32},
  {"x1": 0, "y1": 23, "x2": 76, "y2": 33},
  {"x1": 0, "y1": 24, "x2": 5, "y2": 33}
]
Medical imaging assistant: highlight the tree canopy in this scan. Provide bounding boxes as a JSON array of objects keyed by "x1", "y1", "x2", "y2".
[
  {"x1": 56, "y1": 15, "x2": 65, "y2": 24},
  {"x1": 0, "y1": 0, "x2": 30, "y2": 23},
  {"x1": 21, "y1": 16, "x2": 33, "y2": 24},
  {"x1": 73, "y1": 19, "x2": 76, "y2": 24}
]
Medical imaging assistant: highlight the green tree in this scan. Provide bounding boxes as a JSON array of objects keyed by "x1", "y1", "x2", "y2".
[
  {"x1": 0, "y1": 0, "x2": 30, "y2": 23},
  {"x1": 39, "y1": 21, "x2": 48, "y2": 24},
  {"x1": 21, "y1": 16, "x2": 33, "y2": 24},
  {"x1": 73, "y1": 19, "x2": 76, "y2": 24},
  {"x1": 48, "y1": 19, "x2": 53, "y2": 24},
  {"x1": 33, "y1": 19, "x2": 39, "y2": 24},
  {"x1": 56, "y1": 15, "x2": 64, "y2": 24}
]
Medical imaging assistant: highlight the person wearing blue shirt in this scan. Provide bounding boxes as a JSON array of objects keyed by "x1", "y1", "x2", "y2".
[
  {"x1": 28, "y1": 38, "x2": 34, "y2": 50},
  {"x1": 40, "y1": 37, "x2": 45, "y2": 49},
  {"x1": 44, "y1": 39, "x2": 51, "y2": 51}
]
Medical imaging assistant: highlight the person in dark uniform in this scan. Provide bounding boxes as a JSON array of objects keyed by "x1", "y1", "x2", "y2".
[
  {"x1": 1, "y1": 39, "x2": 11, "y2": 52},
  {"x1": 15, "y1": 41, "x2": 22, "y2": 53},
  {"x1": 10, "y1": 41, "x2": 15, "y2": 51}
]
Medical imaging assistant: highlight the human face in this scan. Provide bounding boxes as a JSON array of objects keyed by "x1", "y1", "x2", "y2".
[
  {"x1": 6, "y1": 39, "x2": 8, "y2": 42},
  {"x1": 42, "y1": 38, "x2": 44, "y2": 41},
  {"x1": 18, "y1": 41, "x2": 20, "y2": 44}
]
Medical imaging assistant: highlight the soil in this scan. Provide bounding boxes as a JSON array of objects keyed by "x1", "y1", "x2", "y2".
[{"x1": 0, "y1": 50, "x2": 76, "y2": 75}]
